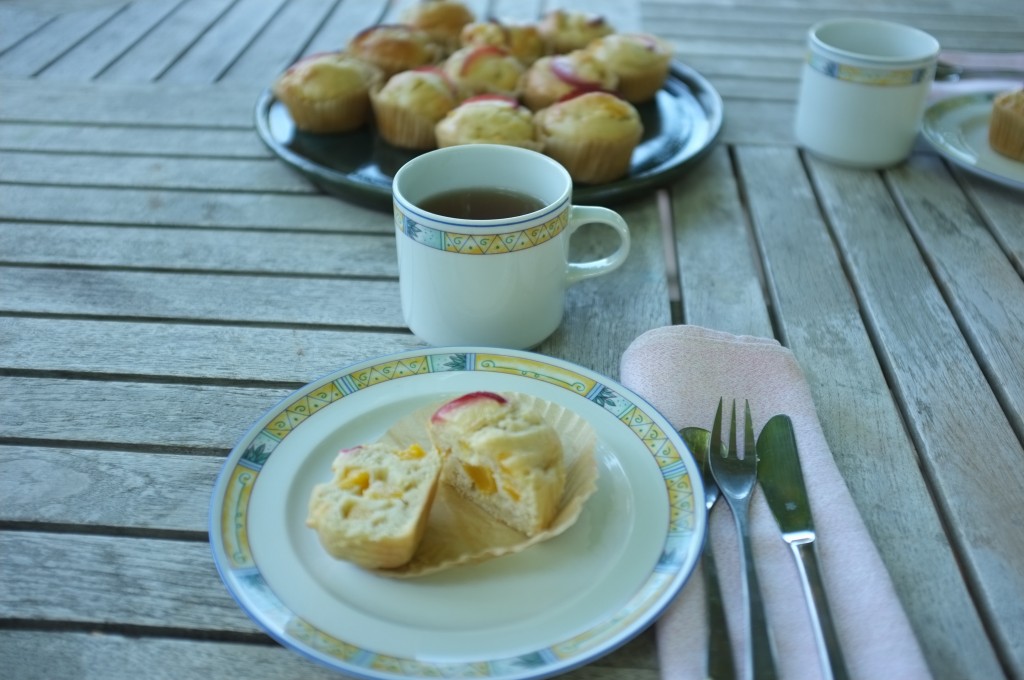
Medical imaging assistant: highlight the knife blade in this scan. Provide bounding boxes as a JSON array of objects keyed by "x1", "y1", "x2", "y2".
[{"x1": 757, "y1": 414, "x2": 850, "y2": 680}]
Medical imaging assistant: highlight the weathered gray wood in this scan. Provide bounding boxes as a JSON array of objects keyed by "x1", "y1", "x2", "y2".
[
  {"x1": 0, "y1": 3, "x2": 125, "y2": 77},
  {"x1": 35, "y1": 0, "x2": 182, "y2": 81},
  {"x1": 889, "y1": 155, "x2": 1024, "y2": 441},
  {"x1": 0, "y1": 267, "x2": 405, "y2": 328},
  {"x1": 96, "y1": 0, "x2": 236, "y2": 82},
  {"x1": 0, "y1": 317, "x2": 422, "y2": 382},
  {"x1": 0, "y1": 446, "x2": 220, "y2": 532},
  {"x1": 0, "y1": 122, "x2": 269, "y2": 157},
  {"x1": 735, "y1": 145, "x2": 1004, "y2": 680},
  {"x1": 0, "y1": 80, "x2": 255, "y2": 127},
  {"x1": 0, "y1": 222, "x2": 398, "y2": 276},
  {"x1": 0, "y1": 151, "x2": 315, "y2": 193},
  {"x1": 670, "y1": 146, "x2": 774, "y2": 337},
  {"x1": 960, "y1": 174, "x2": 1024, "y2": 279},
  {"x1": 0, "y1": 5, "x2": 54, "y2": 54},
  {"x1": 0, "y1": 185, "x2": 389, "y2": 233},
  {"x1": 547, "y1": 194, "x2": 671, "y2": 380},
  {"x1": 808, "y1": 154, "x2": 1024, "y2": 678},
  {"x1": 160, "y1": 0, "x2": 289, "y2": 84},
  {"x1": 0, "y1": 531, "x2": 259, "y2": 632},
  {"x1": 0, "y1": 377, "x2": 291, "y2": 450},
  {"x1": 219, "y1": 0, "x2": 338, "y2": 85},
  {"x1": 301, "y1": 0, "x2": 391, "y2": 56},
  {"x1": 0, "y1": 628, "x2": 658, "y2": 680}
]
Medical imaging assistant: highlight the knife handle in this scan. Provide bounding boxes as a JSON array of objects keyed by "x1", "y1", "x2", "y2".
[{"x1": 791, "y1": 541, "x2": 851, "y2": 680}]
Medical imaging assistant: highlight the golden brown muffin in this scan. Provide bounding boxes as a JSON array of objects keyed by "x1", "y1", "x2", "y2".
[
  {"x1": 435, "y1": 94, "x2": 542, "y2": 151},
  {"x1": 428, "y1": 392, "x2": 566, "y2": 537},
  {"x1": 272, "y1": 51, "x2": 384, "y2": 133},
  {"x1": 534, "y1": 91, "x2": 643, "y2": 184},
  {"x1": 370, "y1": 66, "x2": 458, "y2": 149},
  {"x1": 989, "y1": 89, "x2": 1024, "y2": 162},
  {"x1": 460, "y1": 20, "x2": 548, "y2": 66},
  {"x1": 401, "y1": 0, "x2": 475, "y2": 54},
  {"x1": 536, "y1": 9, "x2": 614, "y2": 54},
  {"x1": 587, "y1": 32, "x2": 673, "y2": 103},
  {"x1": 520, "y1": 50, "x2": 618, "y2": 111},
  {"x1": 347, "y1": 24, "x2": 444, "y2": 78},
  {"x1": 306, "y1": 442, "x2": 443, "y2": 569},
  {"x1": 442, "y1": 44, "x2": 525, "y2": 99}
]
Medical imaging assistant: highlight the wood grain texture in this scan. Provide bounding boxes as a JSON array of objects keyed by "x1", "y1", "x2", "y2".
[
  {"x1": 743, "y1": 147, "x2": 1004, "y2": 680},
  {"x1": 808, "y1": 154, "x2": 1024, "y2": 678}
]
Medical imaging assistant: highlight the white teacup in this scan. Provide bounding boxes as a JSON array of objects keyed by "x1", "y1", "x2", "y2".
[
  {"x1": 794, "y1": 18, "x2": 940, "y2": 168},
  {"x1": 393, "y1": 144, "x2": 631, "y2": 349}
]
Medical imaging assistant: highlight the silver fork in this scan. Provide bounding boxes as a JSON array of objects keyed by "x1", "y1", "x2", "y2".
[
  {"x1": 709, "y1": 398, "x2": 779, "y2": 680},
  {"x1": 681, "y1": 428, "x2": 736, "y2": 680}
]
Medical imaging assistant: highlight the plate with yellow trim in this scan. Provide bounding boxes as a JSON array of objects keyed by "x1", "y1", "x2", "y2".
[{"x1": 209, "y1": 347, "x2": 705, "y2": 680}]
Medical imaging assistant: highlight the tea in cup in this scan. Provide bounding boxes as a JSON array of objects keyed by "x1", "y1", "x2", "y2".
[
  {"x1": 794, "y1": 18, "x2": 940, "y2": 167},
  {"x1": 392, "y1": 144, "x2": 631, "y2": 349}
]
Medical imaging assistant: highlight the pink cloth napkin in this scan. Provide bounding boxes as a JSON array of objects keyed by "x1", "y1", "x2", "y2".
[{"x1": 619, "y1": 325, "x2": 932, "y2": 680}]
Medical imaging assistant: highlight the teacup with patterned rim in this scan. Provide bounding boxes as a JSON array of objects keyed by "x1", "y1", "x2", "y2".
[
  {"x1": 794, "y1": 18, "x2": 940, "y2": 168},
  {"x1": 393, "y1": 145, "x2": 631, "y2": 349}
]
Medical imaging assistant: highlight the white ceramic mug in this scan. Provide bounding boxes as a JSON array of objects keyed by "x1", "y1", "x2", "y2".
[
  {"x1": 393, "y1": 144, "x2": 631, "y2": 349},
  {"x1": 794, "y1": 18, "x2": 940, "y2": 168}
]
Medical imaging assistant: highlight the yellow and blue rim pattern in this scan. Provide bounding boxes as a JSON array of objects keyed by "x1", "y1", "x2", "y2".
[
  {"x1": 213, "y1": 349, "x2": 701, "y2": 679},
  {"x1": 394, "y1": 200, "x2": 569, "y2": 254},
  {"x1": 808, "y1": 52, "x2": 933, "y2": 86}
]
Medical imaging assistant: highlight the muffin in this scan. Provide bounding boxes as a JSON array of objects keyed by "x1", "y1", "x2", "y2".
[
  {"x1": 370, "y1": 66, "x2": 458, "y2": 149},
  {"x1": 534, "y1": 91, "x2": 643, "y2": 184},
  {"x1": 536, "y1": 9, "x2": 614, "y2": 54},
  {"x1": 989, "y1": 89, "x2": 1024, "y2": 162},
  {"x1": 435, "y1": 94, "x2": 542, "y2": 151},
  {"x1": 442, "y1": 44, "x2": 525, "y2": 99},
  {"x1": 271, "y1": 52, "x2": 384, "y2": 133},
  {"x1": 401, "y1": 0, "x2": 475, "y2": 54},
  {"x1": 306, "y1": 442, "x2": 443, "y2": 569},
  {"x1": 587, "y1": 32, "x2": 673, "y2": 102},
  {"x1": 428, "y1": 392, "x2": 566, "y2": 537},
  {"x1": 347, "y1": 24, "x2": 444, "y2": 78},
  {"x1": 460, "y1": 19, "x2": 548, "y2": 66},
  {"x1": 521, "y1": 50, "x2": 618, "y2": 111}
]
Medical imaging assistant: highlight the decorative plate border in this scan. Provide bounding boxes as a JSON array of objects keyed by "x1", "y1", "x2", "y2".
[{"x1": 211, "y1": 349, "x2": 702, "y2": 679}]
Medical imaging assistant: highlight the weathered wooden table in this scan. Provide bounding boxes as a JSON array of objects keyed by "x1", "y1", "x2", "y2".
[{"x1": 2, "y1": 1, "x2": 1022, "y2": 678}]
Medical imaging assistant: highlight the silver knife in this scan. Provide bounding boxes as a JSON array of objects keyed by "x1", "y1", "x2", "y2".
[{"x1": 757, "y1": 415, "x2": 850, "y2": 680}]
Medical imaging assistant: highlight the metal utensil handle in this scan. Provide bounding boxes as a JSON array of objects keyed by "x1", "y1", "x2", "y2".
[
  {"x1": 735, "y1": 507, "x2": 779, "y2": 680},
  {"x1": 703, "y1": 533, "x2": 737, "y2": 680},
  {"x1": 792, "y1": 542, "x2": 850, "y2": 680}
]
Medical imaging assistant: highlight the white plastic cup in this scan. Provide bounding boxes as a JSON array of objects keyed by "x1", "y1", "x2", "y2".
[
  {"x1": 393, "y1": 144, "x2": 631, "y2": 349},
  {"x1": 794, "y1": 18, "x2": 940, "y2": 168}
]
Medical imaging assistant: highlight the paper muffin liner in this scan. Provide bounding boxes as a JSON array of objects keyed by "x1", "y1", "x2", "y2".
[
  {"x1": 370, "y1": 91, "x2": 444, "y2": 150},
  {"x1": 275, "y1": 89, "x2": 373, "y2": 134},
  {"x1": 372, "y1": 393, "x2": 599, "y2": 578},
  {"x1": 542, "y1": 132, "x2": 640, "y2": 184}
]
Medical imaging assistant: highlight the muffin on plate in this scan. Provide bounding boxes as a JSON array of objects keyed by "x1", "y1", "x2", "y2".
[
  {"x1": 460, "y1": 19, "x2": 548, "y2": 66},
  {"x1": 371, "y1": 66, "x2": 458, "y2": 149},
  {"x1": 534, "y1": 91, "x2": 643, "y2": 184},
  {"x1": 435, "y1": 94, "x2": 542, "y2": 151},
  {"x1": 536, "y1": 9, "x2": 614, "y2": 54},
  {"x1": 988, "y1": 89, "x2": 1024, "y2": 162},
  {"x1": 401, "y1": 0, "x2": 475, "y2": 54},
  {"x1": 587, "y1": 32, "x2": 673, "y2": 102},
  {"x1": 428, "y1": 392, "x2": 566, "y2": 537},
  {"x1": 347, "y1": 24, "x2": 444, "y2": 78},
  {"x1": 306, "y1": 441, "x2": 443, "y2": 569},
  {"x1": 272, "y1": 51, "x2": 384, "y2": 133},
  {"x1": 443, "y1": 44, "x2": 525, "y2": 99},
  {"x1": 521, "y1": 50, "x2": 618, "y2": 111}
]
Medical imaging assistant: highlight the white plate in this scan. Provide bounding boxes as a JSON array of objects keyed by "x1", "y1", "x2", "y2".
[
  {"x1": 921, "y1": 92, "x2": 1024, "y2": 190},
  {"x1": 209, "y1": 348, "x2": 705, "y2": 679}
]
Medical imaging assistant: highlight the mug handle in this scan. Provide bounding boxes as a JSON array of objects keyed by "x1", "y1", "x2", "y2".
[{"x1": 565, "y1": 206, "x2": 631, "y2": 285}]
